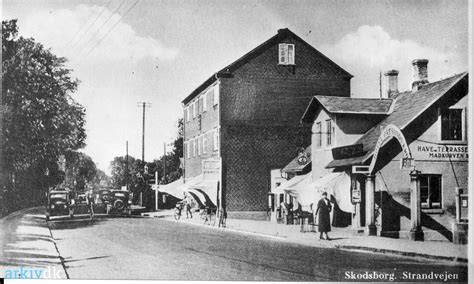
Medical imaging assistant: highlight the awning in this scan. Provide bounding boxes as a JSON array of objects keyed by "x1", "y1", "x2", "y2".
[
  {"x1": 157, "y1": 178, "x2": 185, "y2": 199},
  {"x1": 285, "y1": 172, "x2": 352, "y2": 213},
  {"x1": 273, "y1": 173, "x2": 311, "y2": 194},
  {"x1": 181, "y1": 175, "x2": 219, "y2": 207}
]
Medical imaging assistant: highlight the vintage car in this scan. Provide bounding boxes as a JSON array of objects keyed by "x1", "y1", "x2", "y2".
[
  {"x1": 106, "y1": 189, "x2": 132, "y2": 215},
  {"x1": 97, "y1": 189, "x2": 112, "y2": 204},
  {"x1": 46, "y1": 189, "x2": 74, "y2": 220}
]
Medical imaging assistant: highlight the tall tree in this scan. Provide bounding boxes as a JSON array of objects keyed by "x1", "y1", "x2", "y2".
[{"x1": 2, "y1": 19, "x2": 86, "y2": 210}]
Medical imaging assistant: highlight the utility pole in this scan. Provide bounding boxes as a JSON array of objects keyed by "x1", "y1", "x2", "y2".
[
  {"x1": 163, "y1": 142, "x2": 166, "y2": 183},
  {"x1": 137, "y1": 102, "x2": 151, "y2": 162},
  {"x1": 125, "y1": 141, "x2": 129, "y2": 191}
]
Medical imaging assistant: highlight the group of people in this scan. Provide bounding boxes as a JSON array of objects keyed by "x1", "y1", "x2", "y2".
[{"x1": 280, "y1": 192, "x2": 332, "y2": 240}]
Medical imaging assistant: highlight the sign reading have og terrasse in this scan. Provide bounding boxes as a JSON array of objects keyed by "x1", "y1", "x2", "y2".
[{"x1": 414, "y1": 144, "x2": 468, "y2": 161}]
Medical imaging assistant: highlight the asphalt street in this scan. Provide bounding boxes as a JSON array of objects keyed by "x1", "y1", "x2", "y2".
[{"x1": 1, "y1": 207, "x2": 468, "y2": 281}]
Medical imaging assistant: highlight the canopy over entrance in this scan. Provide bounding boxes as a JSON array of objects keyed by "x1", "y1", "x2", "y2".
[
  {"x1": 285, "y1": 172, "x2": 352, "y2": 213},
  {"x1": 181, "y1": 175, "x2": 219, "y2": 207}
]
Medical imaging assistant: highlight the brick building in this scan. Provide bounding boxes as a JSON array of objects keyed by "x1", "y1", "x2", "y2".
[{"x1": 181, "y1": 28, "x2": 352, "y2": 219}]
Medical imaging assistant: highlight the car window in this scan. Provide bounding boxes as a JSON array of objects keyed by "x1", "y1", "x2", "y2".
[{"x1": 50, "y1": 193, "x2": 67, "y2": 199}]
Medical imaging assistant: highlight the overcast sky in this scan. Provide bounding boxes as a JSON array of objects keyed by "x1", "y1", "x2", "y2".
[{"x1": 3, "y1": 0, "x2": 469, "y2": 174}]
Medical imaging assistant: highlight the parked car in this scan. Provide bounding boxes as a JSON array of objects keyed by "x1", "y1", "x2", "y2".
[
  {"x1": 106, "y1": 189, "x2": 132, "y2": 215},
  {"x1": 46, "y1": 189, "x2": 74, "y2": 220}
]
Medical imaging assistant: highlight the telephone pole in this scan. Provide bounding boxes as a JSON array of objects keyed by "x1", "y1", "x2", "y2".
[
  {"x1": 125, "y1": 141, "x2": 129, "y2": 191},
  {"x1": 137, "y1": 102, "x2": 151, "y2": 162}
]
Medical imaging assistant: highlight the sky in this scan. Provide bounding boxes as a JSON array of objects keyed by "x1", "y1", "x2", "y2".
[{"x1": 2, "y1": 0, "x2": 470, "y2": 174}]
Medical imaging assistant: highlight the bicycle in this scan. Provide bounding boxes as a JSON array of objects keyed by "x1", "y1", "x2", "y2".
[{"x1": 200, "y1": 206, "x2": 216, "y2": 226}]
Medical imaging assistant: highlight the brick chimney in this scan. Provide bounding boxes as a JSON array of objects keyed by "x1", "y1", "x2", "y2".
[
  {"x1": 384, "y1": 69, "x2": 399, "y2": 98},
  {"x1": 411, "y1": 59, "x2": 429, "y2": 92}
]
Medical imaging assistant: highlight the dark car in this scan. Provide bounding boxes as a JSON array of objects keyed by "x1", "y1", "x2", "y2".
[
  {"x1": 106, "y1": 189, "x2": 131, "y2": 215},
  {"x1": 97, "y1": 189, "x2": 112, "y2": 204},
  {"x1": 46, "y1": 189, "x2": 74, "y2": 220}
]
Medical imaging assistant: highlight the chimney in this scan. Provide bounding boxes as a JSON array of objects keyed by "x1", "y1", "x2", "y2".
[
  {"x1": 384, "y1": 69, "x2": 399, "y2": 98},
  {"x1": 411, "y1": 59, "x2": 429, "y2": 92}
]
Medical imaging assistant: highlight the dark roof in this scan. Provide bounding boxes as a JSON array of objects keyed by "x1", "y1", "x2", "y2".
[
  {"x1": 325, "y1": 72, "x2": 469, "y2": 168},
  {"x1": 282, "y1": 145, "x2": 311, "y2": 173},
  {"x1": 182, "y1": 28, "x2": 353, "y2": 105},
  {"x1": 301, "y1": 96, "x2": 393, "y2": 122}
]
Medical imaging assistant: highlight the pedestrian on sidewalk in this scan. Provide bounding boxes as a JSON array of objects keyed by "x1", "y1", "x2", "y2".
[
  {"x1": 315, "y1": 192, "x2": 331, "y2": 240},
  {"x1": 185, "y1": 194, "x2": 193, "y2": 219}
]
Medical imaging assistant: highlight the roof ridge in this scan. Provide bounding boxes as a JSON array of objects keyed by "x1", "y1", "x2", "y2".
[{"x1": 182, "y1": 28, "x2": 353, "y2": 104}]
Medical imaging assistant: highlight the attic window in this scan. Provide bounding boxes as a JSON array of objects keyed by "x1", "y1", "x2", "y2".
[{"x1": 278, "y1": 43, "x2": 295, "y2": 65}]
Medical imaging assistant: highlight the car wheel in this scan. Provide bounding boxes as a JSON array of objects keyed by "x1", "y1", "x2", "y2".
[{"x1": 114, "y1": 200, "x2": 125, "y2": 211}]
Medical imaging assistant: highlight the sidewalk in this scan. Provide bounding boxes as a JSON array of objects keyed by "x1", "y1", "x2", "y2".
[{"x1": 142, "y1": 210, "x2": 468, "y2": 263}]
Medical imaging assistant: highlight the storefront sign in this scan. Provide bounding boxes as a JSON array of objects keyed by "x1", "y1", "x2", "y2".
[
  {"x1": 370, "y1": 124, "x2": 412, "y2": 173},
  {"x1": 414, "y1": 144, "x2": 468, "y2": 161},
  {"x1": 332, "y1": 144, "x2": 364, "y2": 160},
  {"x1": 352, "y1": 165, "x2": 370, "y2": 174},
  {"x1": 202, "y1": 159, "x2": 221, "y2": 180}
]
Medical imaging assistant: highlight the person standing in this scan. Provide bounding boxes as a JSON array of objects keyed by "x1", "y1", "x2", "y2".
[
  {"x1": 185, "y1": 194, "x2": 193, "y2": 219},
  {"x1": 315, "y1": 192, "x2": 332, "y2": 240}
]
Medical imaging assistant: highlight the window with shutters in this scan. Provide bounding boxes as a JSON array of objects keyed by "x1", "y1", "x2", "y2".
[
  {"x1": 213, "y1": 129, "x2": 219, "y2": 151},
  {"x1": 213, "y1": 85, "x2": 219, "y2": 106},
  {"x1": 203, "y1": 135, "x2": 207, "y2": 154},
  {"x1": 203, "y1": 92, "x2": 207, "y2": 112},
  {"x1": 186, "y1": 142, "x2": 191, "y2": 159},
  {"x1": 278, "y1": 43, "x2": 295, "y2": 65},
  {"x1": 326, "y1": 119, "x2": 335, "y2": 146}
]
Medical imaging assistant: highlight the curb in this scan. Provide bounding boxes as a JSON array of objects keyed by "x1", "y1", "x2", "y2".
[
  {"x1": 157, "y1": 215, "x2": 288, "y2": 240},
  {"x1": 336, "y1": 245, "x2": 468, "y2": 263},
  {"x1": 143, "y1": 212, "x2": 468, "y2": 264}
]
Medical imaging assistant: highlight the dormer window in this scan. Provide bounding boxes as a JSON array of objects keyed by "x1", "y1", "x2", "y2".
[{"x1": 278, "y1": 43, "x2": 295, "y2": 65}]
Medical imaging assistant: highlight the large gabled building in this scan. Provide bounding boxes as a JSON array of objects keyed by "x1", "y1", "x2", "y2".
[
  {"x1": 181, "y1": 28, "x2": 352, "y2": 220},
  {"x1": 280, "y1": 59, "x2": 469, "y2": 242}
]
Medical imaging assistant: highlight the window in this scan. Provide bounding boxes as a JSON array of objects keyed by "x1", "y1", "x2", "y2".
[
  {"x1": 441, "y1": 109, "x2": 463, "y2": 140},
  {"x1": 326, "y1": 120, "x2": 334, "y2": 146},
  {"x1": 197, "y1": 136, "x2": 202, "y2": 156},
  {"x1": 420, "y1": 175, "x2": 442, "y2": 209},
  {"x1": 193, "y1": 139, "x2": 197, "y2": 157},
  {"x1": 203, "y1": 92, "x2": 207, "y2": 112},
  {"x1": 315, "y1": 122, "x2": 322, "y2": 147},
  {"x1": 186, "y1": 142, "x2": 190, "y2": 159},
  {"x1": 203, "y1": 135, "x2": 207, "y2": 154},
  {"x1": 198, "y1": 96, "x2": 203, "y2": 114},
  {"x1": 213, "y1": 129, "x2": 219, "y2": 151},
  {"x1": 213, "y1": 85, "x2": 219, "y2": 106},
  {"x1": 185, "y1": 107, "x2": 190, "y2": 122},
  {"x1": 278, "y1": 43, "x2": 295, "y2": 65},
  {"x1": 192, "y1": 102, "x2": 197, "y2": 119}
]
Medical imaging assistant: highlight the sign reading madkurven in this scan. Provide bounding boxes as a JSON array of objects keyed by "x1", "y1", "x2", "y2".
[{"x1": 413, "y1": 144, "x2": 468, "y2": 161}]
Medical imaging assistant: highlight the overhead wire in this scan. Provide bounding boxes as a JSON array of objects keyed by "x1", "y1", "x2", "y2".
[
  {"x1": 70, "y1": 0, "x2": 114, "y2": 52},
  {"x1": 78, "y1": 0, "x2": 127, "y2": 54},
  {"x1": 85, "y1": 0, "x2": 140, "y2": 56}
]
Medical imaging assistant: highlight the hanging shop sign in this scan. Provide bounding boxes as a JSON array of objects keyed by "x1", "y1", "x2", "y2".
[{"x1": 400, "y1": 158, "x2": 415, "y2": 170}]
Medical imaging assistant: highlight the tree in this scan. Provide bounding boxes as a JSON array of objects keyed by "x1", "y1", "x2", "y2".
[
  {"x1": 63, "y1": 151, "x2": 98, "y2": 192},
  {"x1": 2, "y1": 19, "x2": 86, "y2": 210}
]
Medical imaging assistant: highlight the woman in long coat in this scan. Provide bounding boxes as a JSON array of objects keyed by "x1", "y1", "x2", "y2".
[{"x1": 315, "y1": 192, "x2": 332, "y2": 240}]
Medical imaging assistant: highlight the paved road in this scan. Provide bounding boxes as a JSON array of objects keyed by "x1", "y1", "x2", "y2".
[{"x1": 1, "y1": 208, "x2": 468, "y2": 281}]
